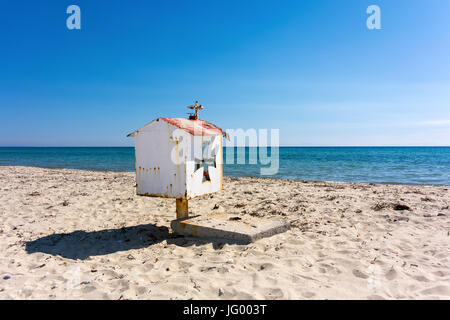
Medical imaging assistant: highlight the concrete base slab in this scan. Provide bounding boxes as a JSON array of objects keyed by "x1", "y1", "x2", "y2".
[{"x1": 170, "y1": 213, "x2": 290, "y2": 243}]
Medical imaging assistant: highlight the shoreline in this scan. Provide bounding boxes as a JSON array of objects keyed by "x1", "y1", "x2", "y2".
[
  {"x1": 1, "y1": 166, "x2": 449, "y2": 299},
  {"x1": 1, "y1": 165, "x2": 449, "y2": 187}
]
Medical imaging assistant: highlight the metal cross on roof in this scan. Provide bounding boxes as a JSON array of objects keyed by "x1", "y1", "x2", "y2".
[{"x1": 187, "y1": 101, "x2": 204, "y2": 120}]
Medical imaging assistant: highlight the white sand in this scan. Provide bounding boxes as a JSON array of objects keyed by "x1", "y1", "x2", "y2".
[{"x1": 0, "y1": 166, "x2": 449, "y2": 299}]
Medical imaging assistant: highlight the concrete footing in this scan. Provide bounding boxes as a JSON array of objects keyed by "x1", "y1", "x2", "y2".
[{"x1": 170, "y1": 213, "x2": 290, "y2": 243}]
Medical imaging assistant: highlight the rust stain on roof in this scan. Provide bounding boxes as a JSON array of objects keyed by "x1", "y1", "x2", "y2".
[
  {"x1": 127, "y1": 118, "x2": 228, "y2": 138},
  {"x1": 160, "y1": 118, "x2": 226, "y2": 136}
]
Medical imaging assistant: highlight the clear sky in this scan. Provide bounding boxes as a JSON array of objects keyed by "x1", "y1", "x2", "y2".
[{"x1": 1, "y1": 0, "x2": 449, "y2": 146}]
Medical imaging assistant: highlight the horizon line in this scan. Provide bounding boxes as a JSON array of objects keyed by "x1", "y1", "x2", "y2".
[{"x1": 1, "y1": 145, "x2": 449, "y2": 148}]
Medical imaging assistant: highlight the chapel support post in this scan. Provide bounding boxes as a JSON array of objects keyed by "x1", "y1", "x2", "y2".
[{"x1": 176, "y1": 198, "x2": 189, "y2": 219}]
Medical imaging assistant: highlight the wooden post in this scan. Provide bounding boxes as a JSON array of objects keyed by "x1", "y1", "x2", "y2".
[{"x1": 176, "y1": 198, "x2": 189, "y2": 219}]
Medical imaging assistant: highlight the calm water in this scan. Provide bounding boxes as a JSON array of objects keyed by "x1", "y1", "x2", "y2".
[{"x1": 0, "y1": 147, "x2": 449, "y2": 185}]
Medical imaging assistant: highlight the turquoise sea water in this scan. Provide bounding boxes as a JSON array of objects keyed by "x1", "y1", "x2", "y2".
[{"x1": 0, "y1": 147, "x2": 449, "y2": 185}]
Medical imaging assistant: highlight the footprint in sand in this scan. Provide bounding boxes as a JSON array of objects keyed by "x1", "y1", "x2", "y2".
[
  {"x1": 411, "y1": 275, "x2": 430, "y2": 282},
  {"x1": 420, "y1": 285, "x2": 450, "y2": 296},
  {"x1": 432, "y1": 270, "x2": 447, "y2": 278},
  {"x1": 385, "y1": 267, "x2": 397, "y2": 281},
  {"x1": 301, "y1": 291, "x2": 316, "y2": 298},
  {"x1": 263, "y1": 288, "x2": 284, "y2": 299},
  {"x1": 352, "y1": 269, "x2": 369, "y2": 279}
]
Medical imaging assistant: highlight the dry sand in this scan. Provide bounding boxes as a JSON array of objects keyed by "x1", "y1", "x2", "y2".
[{"x1": 0, "y1": 166, "x2": 449, "y2": 300}]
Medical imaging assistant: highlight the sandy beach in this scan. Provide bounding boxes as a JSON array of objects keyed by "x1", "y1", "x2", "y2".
[{"x1": 0, "y1": 165, "x2": 449, "y2": 300}]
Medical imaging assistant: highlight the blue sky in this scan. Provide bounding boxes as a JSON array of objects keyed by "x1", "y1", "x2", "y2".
[{"x1": 1, "y1": 0, "x2": 449, "y2": 146}]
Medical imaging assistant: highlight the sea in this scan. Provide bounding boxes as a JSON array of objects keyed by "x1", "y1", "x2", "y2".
[{"x1": 0, "y1": 147, "x2": 449, "y2": 185}]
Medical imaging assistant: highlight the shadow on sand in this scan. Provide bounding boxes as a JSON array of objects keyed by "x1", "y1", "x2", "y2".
[{"x1": 25, "y1": 223, "x2": 243, "y2": 260}]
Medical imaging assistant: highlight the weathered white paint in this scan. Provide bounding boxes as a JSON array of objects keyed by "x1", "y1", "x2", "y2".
[{"x1": 132, "y1": 118, "x2": 223, "y2": 200}]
